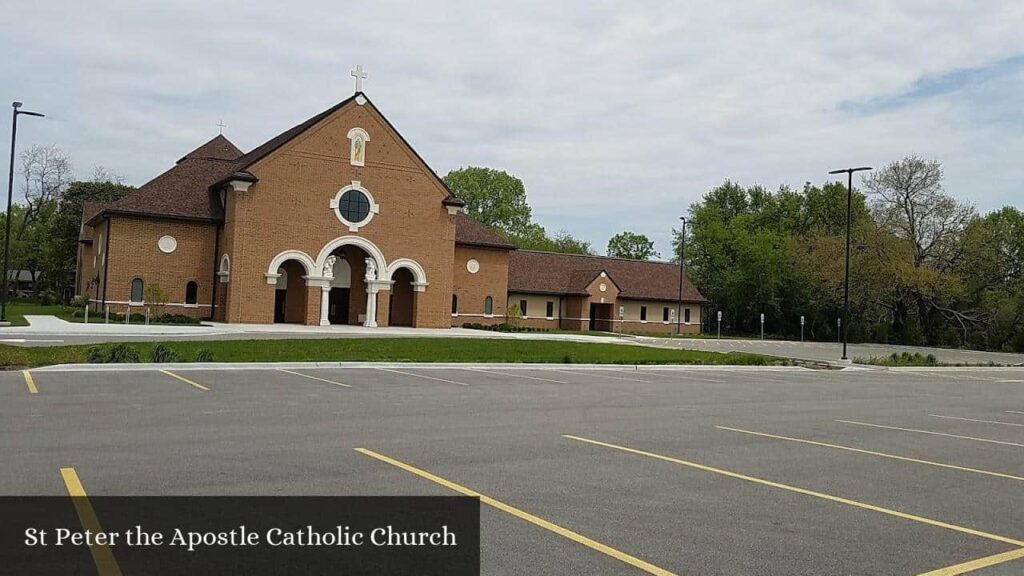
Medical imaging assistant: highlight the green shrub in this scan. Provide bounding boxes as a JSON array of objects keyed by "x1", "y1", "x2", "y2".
[
  {"x1": 86, "y1": 346, "x2": 105, "y2": 364},
  {"x1": 193, "y1": 348, "x2": 215, "y2": 362},
  {"x1": 150, "y1": 343, "x2": 181, "y2": 363},
  {"x1": 69, "y1": 295, "x2": 89, "y2": 308},
  {"x1": 107, "y1": 343, "x2": 141, "y2": 363}
]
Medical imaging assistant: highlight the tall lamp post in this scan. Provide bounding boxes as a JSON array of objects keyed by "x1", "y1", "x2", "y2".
[
  {"x1": 2, "y1": 102, "x2": 45, "y2": 323},
  {"x1": 676, "y1": 216, "x2": 686, "y2": 335},
  {"x1": 827, "y1": 166, "x2": 872, "y2": 361}
]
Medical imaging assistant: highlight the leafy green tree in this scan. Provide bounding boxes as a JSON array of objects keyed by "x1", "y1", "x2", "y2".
[
  {"x1": 607, "y1": 231, "x2": 659, "y2": 260},
  {"x1": 443, "y1": 167, "x2": 533, "y2": 237}
]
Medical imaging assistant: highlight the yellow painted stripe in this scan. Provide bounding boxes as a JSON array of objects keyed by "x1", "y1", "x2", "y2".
[
  {"x1": 460, "y1": 368, "x2": 567, "y2": 384},
  {"x1": 929, "y1": 414, "x2": 1024, "y2": 428},
  {"x1": 159, "y1": 369, "x2": 209, "y2": 391},
  {"x1": 23, "y1": 370, "x2": 37, "y2": 394},
  {"x1": 563, "y1": 435, "x2": 1024, "y2": 548},
  {"x1": 278, "y1": 369, "x2": 352, "y2": 388},
  {"x1": 918, "y1": 547, "x2": 1024, "y2": 576},
  {"x1": 716, "y1": 426, "x2": 1024, "y2": 482},
  {"x1": 376, "y1": 368, "x2": 470, "y2": 386},
  {"x1": 837, "y1": 420, "x2": 1024, "y2": 448},
  {"x1": 60, "y1": 468, "x2": 123, "y2": 576},
  {"x1": 355, "y1": 447, "x2": 676, "y2": 576}
]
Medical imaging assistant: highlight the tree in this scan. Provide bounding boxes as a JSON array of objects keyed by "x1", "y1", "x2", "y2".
[
  {"x1": 607, "y1": 231, "x2": 659, "y2": 260},
  {"x1": 508, "y1": 223, "x2": 593, "y2": 255},
  {"x1": 863, "y1": 157, "x2": 974, "y2": 270},
  {"x1": 443, "y1": 167, "x2": 533, "y2": 237}
]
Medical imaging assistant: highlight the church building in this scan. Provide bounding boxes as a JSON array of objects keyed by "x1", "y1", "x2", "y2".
[{"x1": 76, "y1": 81, "x2": 706, "y2": 333}]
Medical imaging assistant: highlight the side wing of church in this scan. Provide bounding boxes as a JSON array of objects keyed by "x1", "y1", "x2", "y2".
[{"x1": 76, "y1": 92, "x2": 707, "y2": 333}]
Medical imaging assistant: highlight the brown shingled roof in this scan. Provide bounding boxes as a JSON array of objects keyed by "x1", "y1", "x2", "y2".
[
  {"x1": 454, "y1": 212, "x2": 515, "y2": 249},
  {"x1": 87, "y1": 93, "x2": 466, "y2": 225},
  {"x1": 508, "y1": 250, "x2": 706, "y2": 302},
  {"x1": 79, "y1": 201, "x2": 110, "y2": 241},
  {"x1": 176, "y1": 134, "x2": 243, "y2": 163}
]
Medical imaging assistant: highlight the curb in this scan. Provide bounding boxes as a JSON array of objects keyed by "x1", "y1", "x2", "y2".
[{"x1": 29, "y1": 362, "x2": 820, "y2": 373}]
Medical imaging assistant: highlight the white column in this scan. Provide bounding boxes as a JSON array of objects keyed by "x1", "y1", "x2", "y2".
[
  {"x1": 319, "y1": 286, "x2": 331, "y2": 326},
  {"x1": 364, "y1": 287, "x2": 378, "y2": 328}
]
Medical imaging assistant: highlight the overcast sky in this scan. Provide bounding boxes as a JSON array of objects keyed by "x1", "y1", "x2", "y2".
[{"x1": 2, "y1": 1, "x2": 1022, "y2": 256}]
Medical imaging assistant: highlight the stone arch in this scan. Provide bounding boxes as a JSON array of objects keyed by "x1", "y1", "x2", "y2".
[
  {"x1": 315, "y1": 236, "x2": 386, "y2": 281},
  {"x1": 265, "y1": 249, "x2": 316, "y2": 283},
  {"x1": 385, "y1": 258, "x2": 428, "y2": 292}
]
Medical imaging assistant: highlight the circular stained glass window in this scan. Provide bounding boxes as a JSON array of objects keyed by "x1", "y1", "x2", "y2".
[{"x1": 338, "y1": 189, "x2": 371, "y2": 224}]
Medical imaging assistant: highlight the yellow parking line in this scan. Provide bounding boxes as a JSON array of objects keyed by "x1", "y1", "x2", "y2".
[
  {"x1": 23, "y1": 370, "x2": 37, "y2": 394},
  {"x1": 159, "y1": 369, "x2": 209, "y2": 391},
  {"x1": 716, "y1": 426, "x2": 1024, "y2": 482},
  {"x1": 918, "y1": 547, "x2": 1024, "y2": 576},
  {"x1": 563, "y1": 434, "x2": 1024, "y2": 548},
  {"x1": 929, "y1": 414, "x2": 1024, "y2": 428},
  {"x1": 376, "y1": 368, "x2": 470, "y2": 386},
  {"x1": 355, "y1": 447, "x2": 676, "y2": 576},
  {"x1": 837, "y1": 420, "x2": 1024, "y2": 448},
  {"x1": 278, "y1": 369, "x2": 352, "y2": 388},
  {"x1": 460, "y1": 368, "x2": 568, "y2": 384},
  {"x1": 60, "y1": 467, "x2": 123, "y2": 576}
]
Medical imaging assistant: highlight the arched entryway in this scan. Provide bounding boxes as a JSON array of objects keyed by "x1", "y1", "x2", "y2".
[
  {"x1": 389, "y1": 268, "x2": 416, "y2": 326},
  {"x1": 273, "y1": 260, "x2": 308, "y2": 323},
  {"x1": 324, "y1": 246, "x2": 371, "y2": 325}
]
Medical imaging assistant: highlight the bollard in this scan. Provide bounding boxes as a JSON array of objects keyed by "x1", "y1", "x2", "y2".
[
  {"x1": 105, "y1": 305, "x2": 109, "y2": 324},
  {"x1": 125, "y1": 305, "x2": 130, "y2": 324},
  {"x1": 84, "y1": 305, "x2": 89, "y2": 324},
  {"x1": 146, "y1": 307, "x2": 150, "y2": 325}
]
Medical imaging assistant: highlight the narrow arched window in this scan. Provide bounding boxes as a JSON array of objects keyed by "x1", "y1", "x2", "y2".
[
  {"x1": 185, "y1": 281, "x2": 198, "y2": 305},
  {"x1": 484, "y1": 296, "x2": 493, "y2": 315},
  {"x1": 451, "y1": 294, "x2": 458, "y2": 315},
  {"x1": 130, "y1": 278, "x2": 144, "y2": 302}
]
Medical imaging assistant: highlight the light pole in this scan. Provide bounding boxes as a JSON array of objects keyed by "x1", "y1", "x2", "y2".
[
  {"x1": 828, "y1": 166, "x2": 872, "y2": 361},
  {"x1": 676, "y1": 216, "x2": 686, "y2": 335},
  {"x1": 2, "y1": 102, "x2": 45, "y2": 323}
]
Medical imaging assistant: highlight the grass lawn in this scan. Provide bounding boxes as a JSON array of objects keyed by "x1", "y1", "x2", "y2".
[
  {"x1": 0, "y1": 302, "x2": 79, "y2": 326},
  {"x1": 0, "y1": 337, "x2": 775, "y2": 368}
]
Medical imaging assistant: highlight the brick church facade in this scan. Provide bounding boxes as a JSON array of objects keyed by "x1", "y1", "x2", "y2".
[{"x1": 76, "y1": 92, "x2": 706, "y2": 332}]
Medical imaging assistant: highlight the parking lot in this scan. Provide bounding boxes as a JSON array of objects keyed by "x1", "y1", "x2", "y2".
[{"x1": 3, "y1": 364, "x2": 1024, "y2": 575}]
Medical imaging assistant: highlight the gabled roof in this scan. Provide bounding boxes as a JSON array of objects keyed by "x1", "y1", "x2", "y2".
[
  {"x1": 454, "y1": 212, "x2": 516, "y2": 250},
  {"x1": 86, "y1": 93, "x2": 465, "y2": 225},
  {"x1": 176, "y1": 134, "x2": 243, "y2": 163},
  {"x1": 508, "y1": 250, "x2": 707, "y2": 302}
]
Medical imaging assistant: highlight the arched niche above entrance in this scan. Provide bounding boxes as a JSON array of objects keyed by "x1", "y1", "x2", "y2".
[{"x1": 331, "y1": 258, "x2": 352, "y2": 288}]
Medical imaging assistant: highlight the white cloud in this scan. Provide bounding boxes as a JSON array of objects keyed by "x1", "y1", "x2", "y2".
[{"x1": 1, "y1": 0, "x2": 1021, "y2": 255}]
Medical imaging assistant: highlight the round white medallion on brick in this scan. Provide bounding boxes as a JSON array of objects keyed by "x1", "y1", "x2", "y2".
[
  {"x1": 466, "y1": 259, "x2": 480, "y2": 274},
  {"x1": 158, "y1": 235, "x2": 177, "y2": 254},
  {"x1": 599, "y1": 283, "x2": 607, "y2": 292}
]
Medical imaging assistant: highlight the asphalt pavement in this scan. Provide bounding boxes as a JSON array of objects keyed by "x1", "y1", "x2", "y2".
[{"x1": 4, "y1": 364, "x2": 1024, "y2": 574}]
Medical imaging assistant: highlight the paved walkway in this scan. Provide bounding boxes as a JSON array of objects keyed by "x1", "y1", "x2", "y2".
[{"x1": 4, "y1": 315, "x2": 1022, "y2": 366}]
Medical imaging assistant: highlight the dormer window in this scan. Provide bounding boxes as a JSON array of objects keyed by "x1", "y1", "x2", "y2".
[{"x1": 347, "y1": 128, "x2": 370, "y2": 167}]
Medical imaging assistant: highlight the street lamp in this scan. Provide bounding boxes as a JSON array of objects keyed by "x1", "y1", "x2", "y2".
[
  {"x1": 676, "y1": 216, "x2": 686, "y2": 335},
  {"x1": 828, "y1": 166, "x2": 872, "y2": 361},
  {"x1": 2, "y1": 102, "x2": 45, "y2": 323}
]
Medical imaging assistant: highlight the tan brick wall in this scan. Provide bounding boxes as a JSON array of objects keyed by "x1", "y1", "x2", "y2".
[
  {"x1": 451, "y1": 246, "x2": 509, "y2": 326},
  {"x1": 77, "y1": 219, "x2": 109, "y2": 305},
  {"x1": 100, "y1": 216, "x2": 217, "y2": 319},
  {"x1": 222, "y1": 100, "x2": 455, "y2": 327}
]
